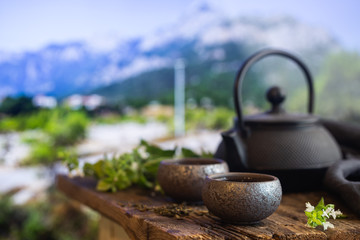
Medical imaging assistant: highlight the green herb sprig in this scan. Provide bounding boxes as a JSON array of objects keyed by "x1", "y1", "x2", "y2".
[
  {"x1": 63, "y1": 140, "x2": 212, "y2": 192},
  {"x1": 304, "y1": 197, "x2": 346, "y2": 230}
]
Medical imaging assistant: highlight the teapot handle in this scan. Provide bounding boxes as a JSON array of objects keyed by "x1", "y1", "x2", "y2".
[{"x1": 234, "y1": 48, "x2": 314, "y2": 138}]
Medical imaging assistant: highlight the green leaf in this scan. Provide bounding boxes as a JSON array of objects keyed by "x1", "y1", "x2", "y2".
[
  {"x1": 143, "y1": 158, "x2": 163, "y2": 174},
  {"x1": 181, "y1": 147, "x2": 200, "y2": 157},
  {"x1": 126, "y1": 168, "x2": 138, "y2": 183},
  {"x1": 132, "y1": 148, "x2": 143, "y2": 162},
  {"x1": 104, "y1": 162, "x2": 117, "y2": 176},
  {"x1": 316, "y1": 210, "x2": 323, "y2": 217},
  {"x1": 200, "y1": 150, "x2": 213, "y2": 158},
  {"x1": 316, "y1": 197, "x2": 325, "y2": 209},
  {"x1": 93, "y1": 160, "x2": 105, "y2": 178},
  {"x1": 61, "y1": 151, "x2": 79, "y2": 171},
  {"x1": 137, "y1": 173, "x2": 154, "y2": 189},
  {"x1": 326, "y1": 204, "x2": 334, "y2": 209},
  {"x1": 96, "y1": 180, "x2": 112, "y2": 191},
  {"x1": 83, "y1": 163, "x2": 95, "y2": 177},
  {"x1": 308, "y1": 221, "x2": 317, "y2": 228},
  {"x1": 114, "y1": 169, "x2": 132, "y2": 190},
  {"x1": 140, "y1": 139, "x2": 176, "y2": 157},
  {"x1": 181, "y1": 147, "x2": 213, "y2": 158},
  {"x1": 314, "y1": 218, "x2": 323, "y2": 226},
  {"x1": 307, "y1": 218, "x2": 313, "y2": 224},
  {"x1": 305, "y1": 211, "x2": 312, "y2": 218}
]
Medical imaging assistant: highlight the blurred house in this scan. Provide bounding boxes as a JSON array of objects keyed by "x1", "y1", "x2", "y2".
[
  {"x1": 64, "y1": 94, "x2": 105, "y2": 110},
  {"x1": 141, "y1": 101, "x2": 174, "y2": 118},
  {"x1": 32, "y1": 95, "x2": 57, "y2": 109}
]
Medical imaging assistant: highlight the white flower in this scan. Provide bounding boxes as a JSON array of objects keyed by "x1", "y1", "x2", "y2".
[
  {"x1": 138, "y1": 146, "x2": 149, "y2": 159},
  {"x1": 330, "y1": 210, "x2": 343, "y2": 219},
  {"x1": 322, "y1": 207, "x2": 333, "y2": 218},
  {"x1": 322, "y1": 209, "x2": 329, "y2": 218},
  {"x1": 305, "y1": 202, "x2": 314, "y2": 212},
  {"x1": 131, "y1": 161, "x2": 139, "y2": 171},
  {"x1": 322, "y1": 221, "x2": 334, "y2": 230}
]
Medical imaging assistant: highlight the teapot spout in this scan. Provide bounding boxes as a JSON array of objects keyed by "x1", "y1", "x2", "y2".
[{"x1": 219, "y1": 129, "x2": 248, "y2": 171}]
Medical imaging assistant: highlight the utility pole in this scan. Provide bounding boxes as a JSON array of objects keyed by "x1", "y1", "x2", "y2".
[{"x1": 174, "y1": 59, "x2": 185, "y2": 137}]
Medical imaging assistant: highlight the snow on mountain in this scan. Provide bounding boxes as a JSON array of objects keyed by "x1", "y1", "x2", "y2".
[
  {"x1": 140, "y1": 3, "x2": 337, "y2": 53},
  {"x1": 100, "y1": 56, "x2": 171, "y2": 83},
  {"x1": 139, "y1": 2, "x2": 223, "y2": 51}
]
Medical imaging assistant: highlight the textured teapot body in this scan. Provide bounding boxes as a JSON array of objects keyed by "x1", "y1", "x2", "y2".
[{"x1": 242, "y1": 123, "x2": 341, "y2": 170}]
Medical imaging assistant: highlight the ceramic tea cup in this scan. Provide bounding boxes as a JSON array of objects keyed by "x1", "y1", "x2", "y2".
[
  {"x1": 202, "y1": 172, "x2": 282, "y2": 224},
  {"x1": 157, "y1": 158, "x2": 229, "y2": 202}
]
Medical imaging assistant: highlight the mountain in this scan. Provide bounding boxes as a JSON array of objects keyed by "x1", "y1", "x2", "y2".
[
  {"x1": 0, "y1": 3, "x2": 339, "y2": 103},
  {"x1": 0, "y1": 39, "x2": 170, "y2": 98}
]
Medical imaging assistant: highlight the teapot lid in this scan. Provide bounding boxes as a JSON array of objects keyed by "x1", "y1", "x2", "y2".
[{"x1": 244, "y1": 86, "x2": 318, "y2": 126}]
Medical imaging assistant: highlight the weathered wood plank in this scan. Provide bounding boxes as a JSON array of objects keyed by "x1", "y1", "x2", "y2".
[
  {"x1": 99, "y1": 216, "x2": 131, "y2": 240},
  {"x1": 56, "y1": 175, "x2": 360, "y2": 240}
]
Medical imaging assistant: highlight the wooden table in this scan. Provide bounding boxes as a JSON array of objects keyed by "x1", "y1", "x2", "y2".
[{"x1": 56, "y1": 174, "x2": 360, "y2": 240}]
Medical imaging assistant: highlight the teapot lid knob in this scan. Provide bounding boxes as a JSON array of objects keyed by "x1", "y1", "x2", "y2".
[{"x1": 266, "y1": 86, "x2": 286, "y2": 114}]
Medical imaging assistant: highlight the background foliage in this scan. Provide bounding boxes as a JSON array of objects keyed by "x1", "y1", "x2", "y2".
[
  {"x1": 288, "y1": 51, "x2": 360, "y2": 122},
  {"x1": 0, "y1": 189, "x2": 98, "y2": 240}
]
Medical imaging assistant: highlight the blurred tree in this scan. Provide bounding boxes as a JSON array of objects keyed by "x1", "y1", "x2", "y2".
[
  {"x1": 0, "y1": 96, "x2": 37, "y2": 116},
  {"x1": 316, "y1": 51, "x2": 360, "y2": 121},
  {"x1": 289, "y1": 51, "x2": 360, "y2": 121}
]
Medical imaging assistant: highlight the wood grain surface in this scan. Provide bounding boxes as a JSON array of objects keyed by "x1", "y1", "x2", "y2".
[
  {"x1": 56, "y1": 175, "x2": 360, "y2": 240},
  {"x1": 98, "y1": 216, "x2": 131, "y2": 240}
]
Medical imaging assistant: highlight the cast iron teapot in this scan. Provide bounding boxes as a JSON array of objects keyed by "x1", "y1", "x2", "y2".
[{"x1": 214, "y1": 48, "x2": 342, "y2": 191}]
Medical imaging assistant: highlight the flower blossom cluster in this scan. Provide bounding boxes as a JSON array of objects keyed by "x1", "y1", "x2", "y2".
[{"x1": 304, "y1": 198, "x2": 344, "y2": 231}]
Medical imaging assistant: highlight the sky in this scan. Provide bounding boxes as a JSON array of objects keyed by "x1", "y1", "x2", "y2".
[{"x1": 0, "y1": 0, "x2": 359, "y2": 53}]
